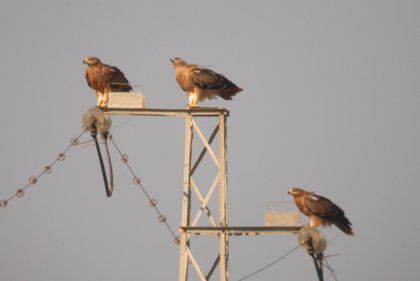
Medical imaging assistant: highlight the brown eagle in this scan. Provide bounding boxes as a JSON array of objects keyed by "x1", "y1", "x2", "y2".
[
  {"x1": 170, "y1": 57, "x2": 242, "y2": 107},
  {"x1": 288, "y1": 187, "x2": 354, "y2": 235},
  {"x1": 83, "y1": 56, "x2": 132, "y2": 108}
]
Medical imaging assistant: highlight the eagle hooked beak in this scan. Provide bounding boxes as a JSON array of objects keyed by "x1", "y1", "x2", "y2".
[{"x1": 170, "y1": 58, "x2": 174, "y2": 63}]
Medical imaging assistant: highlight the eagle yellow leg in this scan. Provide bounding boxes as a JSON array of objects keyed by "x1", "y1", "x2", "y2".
[
  {"x1": 96, "y1": 91, "x2": 108, "y2": 108},
  {"x1": 95, "y1": 91, "x2": 102, "y2": 107},
  {"x1": 101, "y1": 90, "x2": 109, "y2": 108},
  {"x1": 309, "y1": 216, "x2": 323, "y2": 228},
  {"x1": 96, "y1": 92, "x2": 107, "y2": 108},
  {"x1": 188, "y1": 92, "x2": 199, "y2": 108}
]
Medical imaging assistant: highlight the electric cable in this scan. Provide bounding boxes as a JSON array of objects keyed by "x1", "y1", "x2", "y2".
[
  {"x1": 109, "y1": 136, "x2": 180, "y2": 244},
  {"x1": 0, "y1": 130, "x2": 87, "y2": 208},
  {"x1": 236, "y1": 244, "x2": 300, "y2": 281}
]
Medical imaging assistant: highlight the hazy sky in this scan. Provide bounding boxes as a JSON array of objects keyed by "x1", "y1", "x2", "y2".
[{"x1": 1, "y1": 1, "x2": 419, "y2": 281}]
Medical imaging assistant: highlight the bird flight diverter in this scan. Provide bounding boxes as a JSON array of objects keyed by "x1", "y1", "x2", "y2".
[
  {"x1": 298, "y1": 226, "x2": 327, "y2": 254},
  {"x1": 82, "y1": 107, "x2": 114, "y2": 197}
]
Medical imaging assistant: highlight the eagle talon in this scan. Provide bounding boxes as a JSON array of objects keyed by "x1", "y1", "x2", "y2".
[{"x1": 186, "y1": 104, "x2": 199, "y2": 109}]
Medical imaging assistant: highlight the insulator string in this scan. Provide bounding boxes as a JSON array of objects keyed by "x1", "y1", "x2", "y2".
[
  {"x1": 109, "y1": 137, "x2": 180, "y2": 244},
  {"x1": 0, "y1": 128, "x2": 179, "y2": 244},
  {"x1": 1, "y1": 130, "x2": 87, "y2": 207}
]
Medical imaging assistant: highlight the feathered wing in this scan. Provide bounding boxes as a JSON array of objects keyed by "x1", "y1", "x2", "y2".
[
  {"x1": 101, "y1": 65, "x2": 132, "y2": 92},
  {"x1": 190, "y1": 67, "x2": 242, "y2": 100},
  {"x1": 304, "y1": 193, "x2": 354, "y2": 235}
]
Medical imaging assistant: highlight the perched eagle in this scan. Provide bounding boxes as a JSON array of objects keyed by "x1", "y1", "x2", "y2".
[
  {"x1": 288, "y1": 187, "x2": 354, "y2": 235},
  {"x1": 170, "y1": 57, "x2": 242, "y2": 107},
  {"x1": 83, "y1": 56, "x2": 132, "y2": 108}
]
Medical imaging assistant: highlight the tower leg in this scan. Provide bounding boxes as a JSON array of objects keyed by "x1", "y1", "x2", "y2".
[
  {"x1": 218, "y1": 113, "x2": 229, "y2": 281},
  {"x1": 179, "y1": 111, "x2": 229, "y2": 281},
  {"x1": 179, "y1": 114, "x2": 193, "y2": 281}
]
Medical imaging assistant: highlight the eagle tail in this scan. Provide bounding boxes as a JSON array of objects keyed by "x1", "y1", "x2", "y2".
[
  {"x1": 334, "y1": 219, "x2": 354, "y2": 235},
  {"x1": 322, "y1": 213, "x2": 354, "y2": 235},
  {"x1": 219, "y1": 85, "x2": 243, "y2": 100}
]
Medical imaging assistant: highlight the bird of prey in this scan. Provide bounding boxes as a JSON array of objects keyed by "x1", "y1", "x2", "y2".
[
  {"x1": 83, "y1": 56, "x2": 132, "y2": 108},
  {"x1": 288, "y1": 187, "x2": 354, "y2": 235},
  {"x1": 170, "y1": 57, "x2": 242, "y2": 107}
]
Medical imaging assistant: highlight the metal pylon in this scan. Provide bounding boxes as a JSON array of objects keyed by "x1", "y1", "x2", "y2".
[
  {"x1": 179, "y1": 109, "x2": 229, "y2": 281},
  {"x1": 103, "y1": 106, "x2": 302, "y2": 281},
  {"x1": 103, "y1": 107, "x2": 230, "y2": 280}
]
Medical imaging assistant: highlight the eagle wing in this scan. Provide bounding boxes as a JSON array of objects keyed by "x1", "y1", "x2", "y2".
[
  {"x1": 101, "y1": 65, "x2": 132, "y2": 92},
  {"x1": 190, "y1": 67, "x2": 227, "y2": 89},
  {"x1": 304, "y1": 193, "x2": 354, "y2": 235},
  {"x1": 304, "y1": 193, "x2": 345, "y2": 220},
  {"x1": 189, "y1": 66, "x2": 242, "y2": 100}
]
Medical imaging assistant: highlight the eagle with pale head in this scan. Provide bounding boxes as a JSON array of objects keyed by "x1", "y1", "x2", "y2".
[
  {"x1": 170, "y1": 57, "x2": 242, "y2": 107},
  {"x1": 83, "y1": 56, "x2": 132, "y2": 108},
  {"x1": 288, "y1": 187, "x2": 354, "y2": 235}
]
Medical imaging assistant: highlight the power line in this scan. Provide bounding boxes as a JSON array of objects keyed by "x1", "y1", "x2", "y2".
[
  {"x1": 0, "y1": 129, "x2": 87, "y2": 208},
  {"x1": 236, "y1": 244, "x2": 300, "y2": 281},
  {"x1": 0, "y1": 126, "x2": 180, "y2": 245},
  {"x1": 109, "y1": 135, "x2": 180, "y2": 244},
  {"x1": 323, "y1": 257, "x2": 338, "y2": 281}
]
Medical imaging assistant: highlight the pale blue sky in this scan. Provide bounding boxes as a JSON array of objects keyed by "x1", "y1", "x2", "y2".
[{"x1": 1, "y1": 1, "x2": 419, "y2": 280}]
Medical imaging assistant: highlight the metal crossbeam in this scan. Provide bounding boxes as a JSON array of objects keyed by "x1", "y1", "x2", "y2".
[
  {"x1": 104, "y1": 107, "x2": 229, "y2": 118},
  {"x1": 180, "y1": 226, "x2": 302, "y2": 236}
]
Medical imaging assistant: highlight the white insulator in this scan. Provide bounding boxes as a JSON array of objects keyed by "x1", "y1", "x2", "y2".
[
  {"x1": 82, "y1": 107, "x2": 112, "y2": 134},
  {"x1": 298, "y1": 226, "x2": 327, "y2": 254}
]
